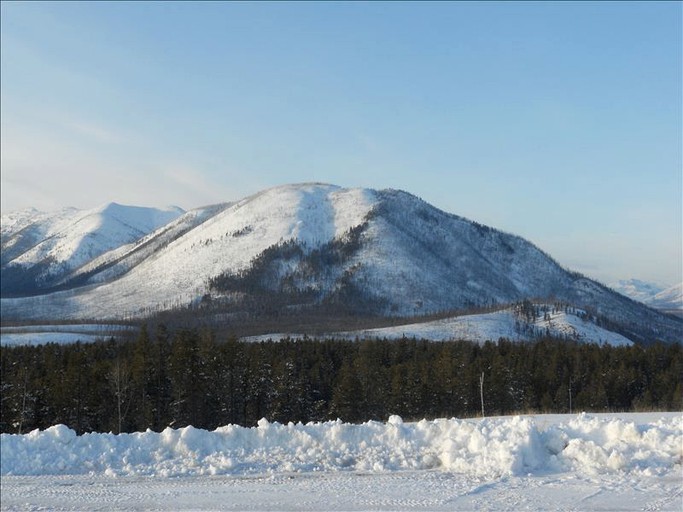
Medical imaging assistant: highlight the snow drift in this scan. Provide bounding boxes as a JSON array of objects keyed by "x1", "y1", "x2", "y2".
[{"x1": 2, "y1": 414, "x2": 680, "y2": 479}]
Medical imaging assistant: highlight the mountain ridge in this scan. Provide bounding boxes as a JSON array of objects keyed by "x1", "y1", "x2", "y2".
[
  {"x1": 1, "y1": 183, "x2": 681, "y2": 345},
  {"x1": 1, "y1": 203, "x2": 185, "y2": 296},
  {"x1": 611, "y1": 279, "x2": 682, "y2": 315}
]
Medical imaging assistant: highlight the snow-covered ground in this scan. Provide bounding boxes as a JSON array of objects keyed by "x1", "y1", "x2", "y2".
[
  {"x1": 0, "y1": 324, "x2": 135, "y2": 346},
  {"x1": 1, "y1": 413, "x2": 681, "y2": 511},
  {"x1": 2, "y1": 203, "x2": 184, "y2": 275},
  {"x1": 245, "y1": 308, "x2": 634, "y2": 346},
  {"x1": 0, "y1": 306, "x2": 630, "y2": 348}
]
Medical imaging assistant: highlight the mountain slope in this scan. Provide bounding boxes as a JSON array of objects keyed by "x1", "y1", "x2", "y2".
[
  {"x1": 610, "y1": 279, "x2": 665, "y2": 304},
  {"x1": 1, "y1": 184, "x2": 681, "y2": 344},
  {"x1": 1, "y1": 184, "x2": 377, "y2": 319},
  {"x1": 649, "y1": 283, "x2": 683, "y2": 314},
  {"x1": 245, "y1": 304, "x2": 634, "y2": 346},
  {"x1": 611, "y1": 279, "x2": 682, "y2": 316},
  {"x1": 1, "y1": 203, "x2": 184, "y2": 295}
]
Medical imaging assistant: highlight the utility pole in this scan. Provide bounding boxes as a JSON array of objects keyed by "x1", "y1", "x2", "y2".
[
  {"x1": 569, "y1": 377, "x2": 573, "y2": 414},
  {"x1": 480, "y1": 372, "x2": 485, "y2": 418}
]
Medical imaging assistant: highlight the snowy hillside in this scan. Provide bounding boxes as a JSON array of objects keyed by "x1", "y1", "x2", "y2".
[
  {"x1": 1, "y1": 203, "x2": 184, "y2": 294},
  {"x1": 1, "y1": 184, "x2": 377, "y2": 319},
  {"x1": 1, "y1": 207, "x2": 80, "y2": 265},
  {"x1": 650, "y1": 283, "x2": 683, "y2": 314},
  {"x1": 1, "y1": 183, "x2": 681, "y2": 344},
  {"x1": 612, "y1": 279, "x2": 682, "y2": 316},
  {"x1": 59, "y1": 203, "x2": 229, "y2": 287},
  {"x1": 611, "y1": 279, "x2": 665, "y2": 304},
  {"x1": 247, "y1": 305, "x2": 633, "y2": 346}
]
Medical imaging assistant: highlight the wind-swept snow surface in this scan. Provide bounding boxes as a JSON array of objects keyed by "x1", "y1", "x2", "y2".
[{"x1": 1, "y1": 413, "x2": 681, "y2": 511}]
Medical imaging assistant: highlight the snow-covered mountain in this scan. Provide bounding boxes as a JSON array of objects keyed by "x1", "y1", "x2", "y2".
[
  {"x1": 610, "y1": 279, "x2": 664, "y2": 304},
  {"x1": 1, "y1": 184, "x2": 681, "y2": 344},
  {"x1": 611, "y1": 279, "x2": 682, "y2": 316},
  {"x1": 1, "y1": 203, "x2": 184, "y2": 295},
  {"x1": 649, "y1": 283, "x2": 683, "y2": 314}
]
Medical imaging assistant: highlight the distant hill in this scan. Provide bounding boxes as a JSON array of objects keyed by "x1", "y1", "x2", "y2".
[
  {"x1": 649, "y1": 283, "x2": 683, "y2": 316},
  {"x1": 611, "y1": 279, "x2": 682, "y2": 317},
  {"x1": 1, "y1": 203, "x2": 184, "y2": 296},
  {"x1": 244, "y1": 303, "x2": 634, "y2": 347}
]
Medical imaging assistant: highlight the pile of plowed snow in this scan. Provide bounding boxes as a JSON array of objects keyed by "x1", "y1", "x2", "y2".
[{"x1": 2, "y1": 414, "x2": 680, "y2": 478}]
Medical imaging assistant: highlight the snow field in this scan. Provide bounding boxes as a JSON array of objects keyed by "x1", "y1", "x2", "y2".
[
  {"x1": 0, "y1": 324, "x2": 135, "y2": 346},
  {"x1": 2, "y1": 413, "x2": 680, "y2": 479},
  {"x1": 243, "y1": 307, "x2": 633, "y2": 346},
  {"x1": 0, "y1": 332, "x2": 111, "y2": 346}
]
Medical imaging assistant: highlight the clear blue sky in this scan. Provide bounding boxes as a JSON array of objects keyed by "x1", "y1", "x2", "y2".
[{"x1": 1, "y1": 1, "x2": 681, "y2": 286}]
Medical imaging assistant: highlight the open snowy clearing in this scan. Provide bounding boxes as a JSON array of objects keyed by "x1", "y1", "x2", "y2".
[
  {"x1": 243, "y1": 308, "x2": 633, "y2": 346},
  {"x1": 1, "y1": 412, "x2": 681, "y2": 511},
  {"x1": 0, "y1": 324, "x2": 135, "y2": 346}
]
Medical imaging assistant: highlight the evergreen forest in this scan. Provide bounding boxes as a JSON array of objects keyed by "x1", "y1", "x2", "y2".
[{"x1": 1, "y1": 326, "x2": 681, "y2": 435}]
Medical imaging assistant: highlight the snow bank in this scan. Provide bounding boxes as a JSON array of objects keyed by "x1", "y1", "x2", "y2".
[{"x1": 2, "y1": 414, "x2": 680, "y2": 478}]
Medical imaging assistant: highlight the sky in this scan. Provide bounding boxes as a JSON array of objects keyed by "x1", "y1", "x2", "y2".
[{"x1": 1, "y1": 1, "x2": 681, "y2": 287}]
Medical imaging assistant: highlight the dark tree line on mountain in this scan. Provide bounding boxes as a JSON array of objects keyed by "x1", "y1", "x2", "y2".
[
  {"x1": 1, "y1": 327, "x2": 681, "y2": 435},
  {"x1": 207, "y1": 223, "x2": 387, "y2": 316}
]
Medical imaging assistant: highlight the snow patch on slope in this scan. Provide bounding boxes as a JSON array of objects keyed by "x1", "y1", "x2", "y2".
[
  {"x1": 345, "y1": 190, "x2": 573, "y2": 316},
  {"x1": 1, "y1": 207, "x2": 54, "y2": 238},
  {"x1": 64, "y1": 203, "x2": 228, "y2": 286}
]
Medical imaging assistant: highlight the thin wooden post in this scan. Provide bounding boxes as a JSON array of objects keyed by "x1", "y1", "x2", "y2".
[
  {"x1": 569, "y1": 377, "x2": 573, "y2": 414},
  {"x1": 480, "y1": 372, "x2": 485, "y2": 418}
]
